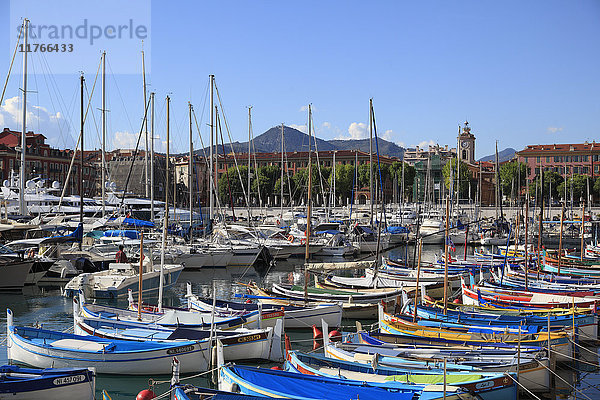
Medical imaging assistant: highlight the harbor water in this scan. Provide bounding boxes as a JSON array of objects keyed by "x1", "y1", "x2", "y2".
[{"x1": 1, "y1": 246, "x2": 599, "y2": 399}]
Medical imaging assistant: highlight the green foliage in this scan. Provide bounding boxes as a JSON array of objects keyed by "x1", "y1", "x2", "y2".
[
  {"x1": 442, "y1": 159, "x2": 470, "y2": 198},
  {"x1": 594, "y1": 177, "x2": 600, "y2": 198},
  {"x1": 328, "y1": 164, "x2": 355, "y2": 203},
  {"x1": 528, "y1": 170, "x2": 563, "y2": 200},
  {"x1": 218, "y1": 165, "x2": 248, "y2": 205},
  {"x1": 556, "y1": 174, "x2": 590, "y2": 203},
  {"x1": 499, "y1": 161, "x2": 527, "y2": 198},
  {"x1": 251, "y1": 165, "x2": 280, "y2": 203}
]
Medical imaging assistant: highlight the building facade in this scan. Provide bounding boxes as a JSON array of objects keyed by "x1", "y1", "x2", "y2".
[
  {"x1": 0, "y1": 128, "x2": 96, "y2": 196},
  {"x1": 516, "y1": 142, "x2": 600, "y2": 181}
]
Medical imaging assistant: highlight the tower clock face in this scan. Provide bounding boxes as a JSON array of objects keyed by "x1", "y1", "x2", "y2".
[{"x1": 461, "y1": 141, "x2": 469, "y2": 148}]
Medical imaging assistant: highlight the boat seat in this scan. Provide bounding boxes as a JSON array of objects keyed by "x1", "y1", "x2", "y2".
[{"x1": 50, "y1": 338, "x2": 112, "y2": 352}]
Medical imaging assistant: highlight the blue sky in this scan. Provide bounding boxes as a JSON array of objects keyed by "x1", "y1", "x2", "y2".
[{"x1": 1, "y1": 0, "x2": 599, "y2": 158}]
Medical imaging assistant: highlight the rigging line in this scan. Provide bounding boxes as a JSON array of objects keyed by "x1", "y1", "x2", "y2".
[
  {"x1": 213, "y1": 83, "x2": 251, "y2": 213},
  {"x1": 106, "y1": 59, "x2": 137, "y2": 137},
  {"x1": 217, "y1": 110, "x2": 235, "y2": 219},
  {"x1": 191, "y1": 107, "x2": 225, "y2": 218},
  {"x1": 58, "y1": 62, "x2": 102, "y2": 206},
  {"x1": 83, "y1": 82, "x2": 103, "y2": 155},
  {"x1": 0, "y1": 23, "x2": 23, "y2": 107},
  {"x1": 34, "y1": 50, "x2": 73, "y2": 147},
  {"x1": 309, "y1": 112, "x2": 329, "y2": 210},
  {"x1": 118, "y1": 97, "x2": 151, "y2": 210},
  {"x1": 250, "y1": 120, "x2": 263, "y2": 214}
]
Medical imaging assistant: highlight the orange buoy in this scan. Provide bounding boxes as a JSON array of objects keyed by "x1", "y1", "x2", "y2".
[
  {"x1": 329, "y1": 329, "x2": 342, "y2": 342},
  {"x1": 453, "y1": 298, "x2": 462, "y2": 304},
  {"x1": 136, "y1": 390, "x2": 156, "y2": 400},
  {"x1": 270, "y1": 366, "x2": 282, "y2": 370},
  {"x1": 312, "y1": 324, "x2": 323, "y2": 340}
]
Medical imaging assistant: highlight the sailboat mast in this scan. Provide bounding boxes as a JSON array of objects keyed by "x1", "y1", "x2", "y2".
[
  {"x1": 369, "y1": 99, "x2": 373, "y2": 224},
  {"x1": 496, "y1": 141, "x2": 504, "y2": 221},
  {"x1": 332, "y1": 151, "x2": 336, "y2": 209},
  {"x1": 209, "y1": 75, "x2": 214, "y2": 222},
  {"x1": 150, "y1": 92, "x2": 155, "y2": 221},
  {"x1": 19, "y1": 19, "x2": 29, "y2": 215},
  {"x1": 189, "y1": 102, "x2": 193, "y2": 243},
  {"x1": 248, "y1": 107, "x2": 252, "y2": 223},
  {"x1": 280, "y1": 123, "x2": 284, "y2": 220},
  {"x1": 304, "y1": 104, "x2": 313, "y2": 301},
  {"x1": 159, "y1": 95, "x2": 170, "y2": 313},
  {"x1": 79, "y1": 73, "x2": 85, "y2": 250},
  {"x1": 142, "y1": 49, "x2": 149, "y2": 198},
  {"x1": 101, "y1": 51, "x2": 106, "y2": 217}
]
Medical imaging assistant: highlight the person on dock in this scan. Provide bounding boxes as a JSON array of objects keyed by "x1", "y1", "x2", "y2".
[{"x1": 116, "y1": 245, "x2": 128, "y2": 263}]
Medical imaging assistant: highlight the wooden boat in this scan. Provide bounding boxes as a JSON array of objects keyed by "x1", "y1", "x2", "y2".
[
  {"x1": 378, "y1": 304, "x2": 573, "y2": 362},
  {"x1": 326, "y1": 335, "x2": 549, "y2": 392},
  {"x1": 6, "y1": 309, "x2": 210, "y2": 374},
  {"x1": 406, "y1": 303, "x2": 598, "y2": 341},
  {"x1": 243, "y1": 282, "x2": 379, "y2": 319},
  {"x1": 461, "y1": 279, "x2": 599, "y2": 311},
  {"x1": 286, "y1": 350, "x2": 517, "y2": 400},
  {"x1": 0, "y1": 365, "x2": 95, "y2": 400},
  {"x1": 185, "y1": 284, "x2": 342, "y2": 329},
  {"x1": 78, "y1": 293, "x2": 266, "y2": 330},
  {"x1": 271, "y1": 283, "x2": 403, "y2": 304},
  {"x1": 219, "y1": 362, "x2": 472, "y2": 400},
  {"x1": 73, "y1": 310, "x2": 284, "y2": 362}
]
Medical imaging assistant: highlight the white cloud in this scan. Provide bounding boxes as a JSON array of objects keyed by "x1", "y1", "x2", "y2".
[
  {"x1": 335, "y1": 122, "x2": 369, "y2": 140},
  {"x1": 299, "y1": 105, "x2": 309, "y2": 112},
  {"x1": 113, "y1": 131, "x2": 138, "y2": 149},
  {"x1": 382, "y1": 129, "x2": 393, "y2": 140},
  {"x1": 289, "y1": 124, "x2": 307, "y2": 133},
  {"x1": 0, "y1": 96, "x2": 74, "y2": 148},
  {"x1": 416, "y1": 140, "x2": 436, "y2": 148},
  {"x1": 547, "y1": 126, "x2": 563, "y2": 134},
  {"x1": 322, "y1": 122, "x2": 331, "y2": 129}
]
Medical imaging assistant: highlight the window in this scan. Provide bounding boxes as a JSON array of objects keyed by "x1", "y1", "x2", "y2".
[
  {"x1": 462, "y1": 150, "x2": 467, "y2": 159},
  {"x1": 546, "y1": 156, "x2": 551, "y2": 162},
  {"x1": 573, "y1": 166, "x2": 579, "y2": 174},
  {"x1": 573, "y1": 156, "x2": 579, "y2": 162},
  {"x1": 582, "y1": 166, "x2": 589, "y2": 174},
  {"x1": 554, "y1": 156, "x2": 560, "y2": 162},
  {"x1": 582, "y1": 155, "x2": 588, "y2": 162},
  {"x1": 536, "y1": 156, "x2": 540, "y2": 162}
]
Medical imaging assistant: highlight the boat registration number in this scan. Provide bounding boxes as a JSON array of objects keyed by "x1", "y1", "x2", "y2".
[
  {"x1": 167, "y1": 345, "x2": 195, "y2": 355},
  {"x1": 53, "y1": 375, "x2": 87, "y2": 385}
]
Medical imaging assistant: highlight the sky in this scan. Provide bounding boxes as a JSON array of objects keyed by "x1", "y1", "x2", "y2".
[{"x1": 0, "y1": 0, "x2": 599, "y2": 159}]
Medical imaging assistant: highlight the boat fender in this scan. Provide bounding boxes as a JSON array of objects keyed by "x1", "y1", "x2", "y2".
[
  {"x1": 270, "y1": 366, "x2": 282, "y2": 370},
  {"x1": 300, "y1": 238, "x2": 307, "y2": 245},
  {"x1": 329, "y1": 329, "x2": 342, "y2": 342},
  {"x1": 453, "y1": 298, "x2": 461, "y2": 304},
  {"x1": 287, "y1": 235, "x2": 294, "y2": 242},
  {"x1": 312, "y1": 324, "x2": 323, "y2": 340},
  {"x1": 424, "y1": 295, "x2": 434, "y2": 303},
  {"x1": 136, "y1": 390, "x2": 156, "y2": 400}
]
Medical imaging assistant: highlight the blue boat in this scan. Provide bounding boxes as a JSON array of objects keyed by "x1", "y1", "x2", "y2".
[
  {"x1": 219, "y1": 364, "x2": 472, "y2": 400},
  {"x1": 0, "y1": 364, "x2": 95, "y2": 400},
  {"x1": 285, "y1": 350, "x2": 516, "y2": 400}
]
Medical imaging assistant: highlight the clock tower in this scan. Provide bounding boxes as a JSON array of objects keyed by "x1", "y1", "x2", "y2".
[{"x1": 458, "y1": 121, "x2": 475, "y2": 164}]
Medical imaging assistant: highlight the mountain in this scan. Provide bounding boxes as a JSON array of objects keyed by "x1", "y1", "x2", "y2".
[
  {"x1": 478, "y1": 148, "x2": 516, "y2": 163},
  {"x1": 329, "y1": 138, "x2": 404, "y2": 158},
  {"x1": 202, "y1": 125, "x2": 404, "y2": 158}
]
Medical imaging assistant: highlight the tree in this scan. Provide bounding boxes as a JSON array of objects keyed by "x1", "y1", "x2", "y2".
[
  {"x1": 389, "y1": 161, "x2": 415, "y2": 201},
  {"x1": 251, "y1": 165, "x2": 280, "y2": 205},
  {"x1": 528, "y1": 170, "x2": 563, "y2": 203},
  {"x1": 557, "y1": 174, "x2": 588, "y2": 205},
  {"x1": 499, "y1": 161, "x2": 527, "y2": 201},
  {"x1": 218, "y1": 165, "x2": 248, "y2": 206},
  {"x1": 328, "y1": 164, "x2": 355, "y2": 204},
  {"x1": 442, "y1": 159, "x2": 470, "y2": 199}
]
